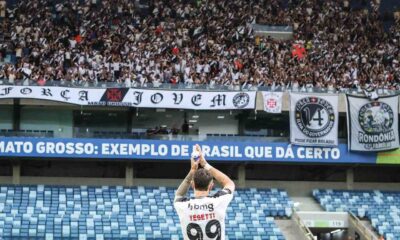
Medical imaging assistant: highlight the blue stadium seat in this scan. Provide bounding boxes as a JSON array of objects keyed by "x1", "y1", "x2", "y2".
[
  {"x1": 314, "y1": 189, "x2": 400, "y2": 239},
  {"x1": 0, "y1": 185, "x2": 291, "y2": 239}
]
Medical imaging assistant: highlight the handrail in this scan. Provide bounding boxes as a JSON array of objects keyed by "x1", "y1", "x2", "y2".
[
  {"x1": 292, "y1": 208, "x2": 315, "y2": 240},
  {"x1": 348, "y1": 211, "x2": 378, "y2": 240},
  {"x1": 0, "y1": 80, "x2": 399, "y2": 95}
]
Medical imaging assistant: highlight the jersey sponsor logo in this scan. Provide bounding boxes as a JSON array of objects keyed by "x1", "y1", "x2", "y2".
[
  {"x1": 232, "y1": 93, "x2": 250, "y2": 108},
  {"x1": 188, "y1": 202, "x2": 214, "y2": 212},
  {"x1": 295, "y1": 97, "x2": 335, "y2": 138},
  {"x1": 358, "y1": 102, "x2": 395, "y2": 147}
]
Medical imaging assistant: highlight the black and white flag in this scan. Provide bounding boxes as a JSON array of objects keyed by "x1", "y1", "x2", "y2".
[
  {"x1": 346, "y1": 94, "x2": 399, "y2": 151},
  {"x1": 0, "y1": 86, "x2": 256, "y2": 110},
  {"x1": 290, "y1": 93, "x2": 339, "y2": 146}
]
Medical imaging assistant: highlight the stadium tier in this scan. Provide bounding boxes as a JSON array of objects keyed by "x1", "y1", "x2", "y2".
[
  {"x1": 0, "y1": 0, "x2": 399, "y2": 89},
  {"x1": 0, "y1": 185, "x2": 292, "y2": 240},
  {"x1": 313, "y1": 189, "x2": 400, "y2": 240},
  {"x1": 1, "y1": 0, "x2": 400, "y2": 239}
]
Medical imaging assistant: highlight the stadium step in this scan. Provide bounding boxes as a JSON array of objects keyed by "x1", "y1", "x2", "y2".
[
  {"x1": 275, "y1": 219, "x2": 312, "y2": 240},
  {"x1": 291, "y1": 197, "x2": 324, "y2": 211},
  {"x1": 360, "y1": 220, "x2": 380, "y2": 239},
  {"x1": 313, "y1": 189, "x2": 400, "y2": 239},
  {"x1": 348, "y1": 212, "x2": 380, "y2": 240}
]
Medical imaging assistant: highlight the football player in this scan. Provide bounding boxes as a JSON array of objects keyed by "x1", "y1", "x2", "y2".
[{"x1": 174, "y1": 144, "x2": 235, "y2": 240}]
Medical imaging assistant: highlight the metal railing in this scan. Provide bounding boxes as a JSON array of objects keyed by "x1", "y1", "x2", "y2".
[
  {"x1": 292, "y1": 209, "x2": 315, "y2": 240},
  {"x1": 348, "y1": 211, "x2": 379, "y2": 240},
  {"x1": 0, "y1": 79, "x2": 399, "y2": 95},
  {"x1": 0, "y1": 129, "x2": 351, "y2": 141},
  {"x1": 74, "y1": 132, "x2": 290, "y2": 142},
  {"x1": 0, "y1": 79, "x2": 256, "y2": 91},
  {"x1": 0, "y1": 129, "x2": 54, "y2": 138}
]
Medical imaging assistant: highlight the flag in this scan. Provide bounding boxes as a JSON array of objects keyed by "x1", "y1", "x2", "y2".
[
  {"x1": 292, "y1": 43, "x2": 306, "y2": 59},
  {"x1": 346, "y1": 94, "x2": 399, "y2": 151},
  {"x1": 290, "y1": 93, "x2": 339, "y2": 146},
  {"x1": 262, "y1": 92, "x2": 283, "y2": 113}
]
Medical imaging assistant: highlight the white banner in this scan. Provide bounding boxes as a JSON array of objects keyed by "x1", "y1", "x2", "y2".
[
  {"x1": 290, "y1": 93, "x2": 339, "y2": 146},
  {"x1": 346, "y1": 95, "x2": 399, "y2": 151},
  {"x1": 0, "y1": 86, "x2": 256, "y2": 110},
  {"x1": 262, "y1": 92, "x2": 283, "y2": 113}
]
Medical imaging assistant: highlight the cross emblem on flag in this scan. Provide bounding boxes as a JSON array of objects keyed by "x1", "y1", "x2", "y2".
[
  {"x1": 267, "y1": 99, "x2": 277, "y2": 108},
  {"x1": 107, "y1": 89, "x2": 123, "y2": 102},
  {"x1": 263, "y1": 92, "x2": 282, "y2": 113}
]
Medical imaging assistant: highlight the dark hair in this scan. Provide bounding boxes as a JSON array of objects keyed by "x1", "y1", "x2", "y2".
[{"x1": 193, "y1": 168, "x2": 213, "y2": 191}]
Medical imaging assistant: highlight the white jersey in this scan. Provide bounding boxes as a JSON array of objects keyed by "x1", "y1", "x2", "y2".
[{"x1": 174, "y1": 189, "x2": 233, "y2": 240}]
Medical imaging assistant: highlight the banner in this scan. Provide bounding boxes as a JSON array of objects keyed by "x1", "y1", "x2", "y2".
[
  {"x1": 377, "y1": 149, "x2": 400, "y2": 164},
  {"x1": 346, "y1": 95, "x2": 399, "y2": 151},
  {"x1": 0, "y1": 86, "x2": 256, "y2": 110},
  {"x1": 290, "y1": 93, "x2": 339, "y2": 146},
  {"x1": 262, "y1": 92, "x2": 283, "y2": 113},
  {"x1": 0, "y1": 137, "x2": 377, "y2": 163}
]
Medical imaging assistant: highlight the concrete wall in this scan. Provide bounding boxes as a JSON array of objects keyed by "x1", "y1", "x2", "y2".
[
  {"x1": 20, "y1": 107, "x2": 73, "y2": 138},
  {"x1": 298, "y1": 212, "x2": 349, "y2": 227}
]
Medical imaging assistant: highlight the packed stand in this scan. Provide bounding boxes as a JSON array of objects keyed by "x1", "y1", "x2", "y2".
[{"x1": 0, "y1": 0, "x2": 399, "y2": 90}]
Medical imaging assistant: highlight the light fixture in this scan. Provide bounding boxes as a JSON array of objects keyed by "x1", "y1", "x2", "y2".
[
  {"x1": 217, "y1": 115, "x2": 225, "y2": 119},
  {"x1": 192, "y1": 115, "x2": 199, "y2": 119},
  {"x1": 189, "y1": 119, "x2": 197, "y2": 123},
  {"x1": 330, "y1": 229, "x2": 343, "y2": 234}
]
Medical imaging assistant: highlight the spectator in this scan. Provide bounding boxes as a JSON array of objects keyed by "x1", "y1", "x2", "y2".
[{"x1": 0, "y1": 0, "x2": 397, "y2": 91}]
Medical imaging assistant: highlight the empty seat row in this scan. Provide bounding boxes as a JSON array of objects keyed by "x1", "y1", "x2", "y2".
[
  {"x1": 313, "y1": 189, "x2": 400, "y2": 240},
  {"x1": 0, "y1": 185, "x2": 291, "y2": 239}
]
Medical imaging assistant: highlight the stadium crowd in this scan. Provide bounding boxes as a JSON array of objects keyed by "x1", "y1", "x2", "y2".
[{"x1": 0, "y1": 0, "x2": 399, "y2": 90}]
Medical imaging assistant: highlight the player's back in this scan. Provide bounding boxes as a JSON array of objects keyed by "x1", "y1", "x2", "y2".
[{"x1": 174, "y1": 189, "x2": 233, "y2": 240}]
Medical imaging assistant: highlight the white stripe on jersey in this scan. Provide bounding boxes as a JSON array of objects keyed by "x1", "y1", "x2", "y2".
[{"x1": 174, "y1": 189, "x2": 233, "y2": 240}]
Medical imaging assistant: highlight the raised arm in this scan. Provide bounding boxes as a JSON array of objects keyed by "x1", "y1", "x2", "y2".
[
  {"x1": 197, "y1": 145, "x2": 235, "y2": 193},
  {"x1": 174, "y1": 157, "x2": 198, "y2": 202}
]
